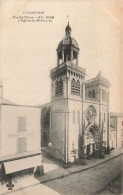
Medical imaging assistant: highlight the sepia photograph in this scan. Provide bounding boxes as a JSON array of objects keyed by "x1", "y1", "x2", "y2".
[{"x1": 0, "y1": 0, "x2": 122, "y2": 194}]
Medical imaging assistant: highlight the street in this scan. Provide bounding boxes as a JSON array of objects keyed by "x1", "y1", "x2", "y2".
[
  {"x1": 99, "y1": 174, "x2": 122, "y2": 194},
  {"x1": 1, "y1": 154, "x2": 122, "y2": 195},
  {"x1": 42, "y1": 155, "x2": 122, "y2": 195}
]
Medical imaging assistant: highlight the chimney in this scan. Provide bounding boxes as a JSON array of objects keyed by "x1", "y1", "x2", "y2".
[{"x1": 0, "y1": 80, "x2": 3, "y2": 98}]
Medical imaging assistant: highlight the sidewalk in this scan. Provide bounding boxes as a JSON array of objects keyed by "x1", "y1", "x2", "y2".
[
  {"x1": 0, "y1": 175, "x2": 40, "y2": 195},
  {"x1": 0, "y1": 176, "x2": 60, "y2": 195},
  {"x1": 0, "y1": 148, "x2": 122, "y2": 195},
  {"x1": 38, "y1": 147, "x2": 123, "y2": 183}
]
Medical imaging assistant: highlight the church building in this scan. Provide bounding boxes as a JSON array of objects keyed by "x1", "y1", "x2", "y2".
[{"x1": 41, "y1": 23, "x2": 110, "y2": 164}]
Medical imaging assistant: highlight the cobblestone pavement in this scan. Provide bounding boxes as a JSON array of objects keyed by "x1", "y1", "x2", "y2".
[{"x1": 42, "y1": 155, "x2": 123, "y2": 195}]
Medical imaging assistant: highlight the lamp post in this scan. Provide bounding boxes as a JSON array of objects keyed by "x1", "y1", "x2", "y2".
[{"x1": 48, "y1": 142, "x2": 52, "y2": 159}]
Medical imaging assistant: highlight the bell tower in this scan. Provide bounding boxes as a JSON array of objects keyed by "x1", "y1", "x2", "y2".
[
  {"x1": 50, "y1": 23, "x2": 86, "y2": 164},
  {"x1": 57, "y1": 22, "x2": 79, "y2": 67}
]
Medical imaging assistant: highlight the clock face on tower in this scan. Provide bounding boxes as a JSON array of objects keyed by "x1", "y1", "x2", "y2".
[{"x1": 86, "y1": 105, "x2": 96, "y2": 123}]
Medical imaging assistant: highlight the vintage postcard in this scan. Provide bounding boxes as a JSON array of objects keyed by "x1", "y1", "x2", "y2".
[{"x1": 0, "y1": 0, "x2": 122, "y2": 194}]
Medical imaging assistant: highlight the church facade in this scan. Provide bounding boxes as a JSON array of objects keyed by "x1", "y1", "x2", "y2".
[{"x1": 41, "y1": 23, "x2": 110, "y2": 164}]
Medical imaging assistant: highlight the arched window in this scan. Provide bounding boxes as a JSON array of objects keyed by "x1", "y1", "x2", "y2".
[
  {"x1": 88, "y1": 90, "x2": 91, "y2": 98},
  {"x1": 71, "y1": 79, "x2": 80, "y2": 95},
  {"x1": 55, "y1": 80, "x2": 59, "y2": 95},
  {"x1": 55, "y1": 79, "x2": 63, "y2": 95},
  {"x1": 76, "y1": 80, "x2": 80, "y2": 95},
  {"x1": 92, "y1": 89, "x2": 95, "y2": 98},
  {"x1": 71, "y1": 78, "x2": 76, "y2": 94},
  {"x1": 59, "y1": 79, "x2": 63, "y2": 94}
]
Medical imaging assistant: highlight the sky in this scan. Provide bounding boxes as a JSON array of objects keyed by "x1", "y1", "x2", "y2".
[{"x1": 0, "y1": 0, "x2": 122, "y2": 112}]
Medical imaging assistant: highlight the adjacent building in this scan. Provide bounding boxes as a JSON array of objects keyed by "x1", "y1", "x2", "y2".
[
  {"x1": 0, "y1": 82, "x2": 43, "y2": 182},
  {"x1": 109, "y1": 112, "x2": 123, "y2": 149}
]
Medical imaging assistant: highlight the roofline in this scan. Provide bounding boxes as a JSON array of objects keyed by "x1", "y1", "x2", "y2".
[
  {"x1": 1, "y1": 103, "x2": 41, "y2": 109},
  {"x1": 0, "y1": 97, "x2": 16, "y2": 105},
  {"x1": 85, "y1": 77, "x2": 110, "y2": 85},
  {"x1": 40, "y1": 102, "x2": 51, "y2": 108}
]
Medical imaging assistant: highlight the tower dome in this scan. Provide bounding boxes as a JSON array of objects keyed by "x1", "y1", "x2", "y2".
[
  {"x1": 56, "y1": 23, "x2": 79, "y2": 66},
  {"x1": 58, "y1": 37, "x2": 79, "y2": 49}
]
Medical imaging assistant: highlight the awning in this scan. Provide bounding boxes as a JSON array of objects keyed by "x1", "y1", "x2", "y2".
[{"x1": 4, "y1": 155, "x2": 42, "y2": 174}]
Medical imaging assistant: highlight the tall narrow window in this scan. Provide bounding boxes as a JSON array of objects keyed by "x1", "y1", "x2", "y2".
[
  {"x1": 71, "y1": 79, "x2": 80, "y2": 96},
  {"x1": 55, "y1": 79, "x2": 63, "y2": 95},
  {"x1": 76, "y1": 80, "x2": 80, "y2": 95},
  {"x1": 73, "y1": 111, "x2": 75, "y2": 123},
  {"x1": 71, "y1": 78, "x2": 76, "y2": 94},
  {"x1": 59, "y1": 79, "x2": 63, "y2": 94},
  {"x1": 18, "y1": 117, "x2": 27, "y2": 132},
  {"x1": 55, "y1": 80, "x2": 59, "y2": 95},
  {"x1": 88, "y1": 90, "x2": 91, "y2": 98},
  {"x1": 92, "y1": 89, "x2": 95, "y2": 98}
]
